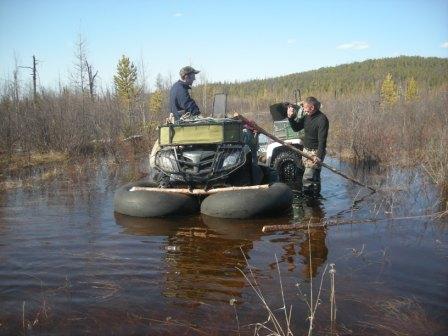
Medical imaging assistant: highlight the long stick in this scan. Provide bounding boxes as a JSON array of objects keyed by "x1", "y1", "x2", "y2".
[
  {"x1": 234, "y1": 113, "x2": 376, "y2": 192},
  {"x1": 130, "y1": 184, "x2": 270, "y2": 195},
  {"x1": 261, "y1": 212, "x2": 444, "y2": 233}
]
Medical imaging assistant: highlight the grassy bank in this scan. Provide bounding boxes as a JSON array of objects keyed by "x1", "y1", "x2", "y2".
[
  {"x1": 0, "y1": 140, "x2": 149, "y2": 192},
  {"x1": 326, "y1": 90, "x2": 447, "y2": 192},
  {"x1": 0, "y1": 150, "x2": 68, "y2": 172}
]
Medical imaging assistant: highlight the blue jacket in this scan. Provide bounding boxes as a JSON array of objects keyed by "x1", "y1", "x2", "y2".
[{"x1": 169, "y1": 80, "x2": 200, "y2": 120}]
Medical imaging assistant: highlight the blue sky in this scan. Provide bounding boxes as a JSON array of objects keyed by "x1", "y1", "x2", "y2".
[{"x1": 1, "y1": 0, "x2": 447, "y2": 90}]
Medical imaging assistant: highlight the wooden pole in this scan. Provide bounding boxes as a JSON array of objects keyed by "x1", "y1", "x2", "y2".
[
  {"x1": 261, "y1": 212, "x2": 445, "y2": 233},
  {"x1": 130, "y1": 184, "x2": 270, "y2": 195},
  {"x1": 234, "y1": 113, "x2": 376, "y2": 193}
]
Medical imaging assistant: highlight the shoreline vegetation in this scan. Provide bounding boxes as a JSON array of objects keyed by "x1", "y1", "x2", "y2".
[{"x1": 0, "y1": 56, "x2": 447, "y2": 199}]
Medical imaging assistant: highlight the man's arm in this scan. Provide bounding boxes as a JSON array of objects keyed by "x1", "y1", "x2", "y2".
[
  {"x1": 317, "y1": 115, "x2": 329, "y2": 160},
  {"x1": 287, "y1": 106, "x2": 305, "y2": 132},
  {"x1": 179, "y1": 87, "x2": 200, "y2": 115}
]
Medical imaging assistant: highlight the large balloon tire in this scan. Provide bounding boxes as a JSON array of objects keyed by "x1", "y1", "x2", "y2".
[
  {"x1": 114, "y1": 181, "x2": 199, "y2": 217},
  {"x1": 200, "y1": 182, "x2": 293, "y2": 219}
]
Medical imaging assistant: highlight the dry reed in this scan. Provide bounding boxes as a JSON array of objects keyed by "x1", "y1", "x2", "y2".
[{"x1": 237, "y1": 220, "x2": 339, "y2": 336}]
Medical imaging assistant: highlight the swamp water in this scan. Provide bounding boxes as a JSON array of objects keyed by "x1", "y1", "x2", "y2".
[{"x1": 0, "y1": 157, "x2": 447, "y2": 335}]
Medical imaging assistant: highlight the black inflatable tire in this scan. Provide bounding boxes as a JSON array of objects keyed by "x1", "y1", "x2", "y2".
[
  {"x1": 273, "y1": 150, "x2": 304, "y2": 183},
  {"x1": 114, "y1": 181, "x2": 199, "y2": 217},
  {"x1": 200, "y1": 182, "x2": 293, "y2": 219}
]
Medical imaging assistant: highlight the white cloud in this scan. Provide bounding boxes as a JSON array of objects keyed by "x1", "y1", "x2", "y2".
[
  {"x1": 441, "y1": 42, "x2": 448, "y2": 48},
  {"x1": 337, "y1": 41, "x2": 370, "y2": 50},
  {"x1": 287, "y1": 38, "x2": 296, "y2": 45},
  {"x1": 173, "y1": 12, "x2": 183, "y2": 17}
]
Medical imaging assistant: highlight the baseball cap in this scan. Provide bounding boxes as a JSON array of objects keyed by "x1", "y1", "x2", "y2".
[{"x1": 179, "y1": 66, "x2": 200, "y2": 78}]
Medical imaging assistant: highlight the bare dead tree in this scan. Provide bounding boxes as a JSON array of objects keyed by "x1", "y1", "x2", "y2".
[
  {"x1": 19, "y1": 55, "x2": 38, "y2": 102},
  {"x1": 137, "y1": 54, "x2": 149, "y2": 125},
  {"x1": 12, "y1": 59, "x2": 22, "y2": 158},
  {"x1": 1, "y1": 86, "x2": 13, "y2": 161},
  {"x1": 85, "y1": 60, "x2": 98, "y2": 101},
  {"x1": 72, "y1": 34, "x2": 87, "y2": 93},
  {"x1": 199, "y1": 72, "x2": 208, "y2": 115},
  {"x1": 32, "y1": 55, "x2": 37, "y2": 101},
  {"x1": 71, "y1": 34, "x2": 92, "y2": 148}
]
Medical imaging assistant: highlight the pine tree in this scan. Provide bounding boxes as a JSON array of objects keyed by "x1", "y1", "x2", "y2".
[
  {"x1": 148, "y1": 90, "x2": 163, "y2": 118},
  {"x1": 405, "y1": 77, "x2": 418, "y2": 101},
  {"x1": 380, "y1": 73, "x2": 398, "y2": 105},
  {"x1": 114, "y1": 55, "x2": 138, "y2": 106}
]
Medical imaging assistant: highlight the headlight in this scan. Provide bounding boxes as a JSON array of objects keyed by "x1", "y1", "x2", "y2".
[
  {"x1": 222, "y1": 151, "x2": 243, "y2": 169},
  {"x1": 155, "y1": 151, "x2": 178, "y2": 172}
]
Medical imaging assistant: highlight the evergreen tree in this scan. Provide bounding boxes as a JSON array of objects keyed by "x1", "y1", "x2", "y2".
[
  {"x1": 114, "y1": 55, "x2": 138, "y2": 106},
  {"x1": 381, "y1": 73, "x2": 398, "y2": 105},
  {"x1": 405, "y1": 77, "x2": 419, "y2": 101},
  {"x1": 148, "y1": 90, "x2": 163, "y2": 118}
]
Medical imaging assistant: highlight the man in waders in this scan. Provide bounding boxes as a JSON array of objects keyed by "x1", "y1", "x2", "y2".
[{"x1": 287, "y1": 96, "x2": 329, "y2": 195}]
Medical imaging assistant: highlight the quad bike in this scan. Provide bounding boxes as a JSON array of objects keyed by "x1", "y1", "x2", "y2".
[
  {"x1": 114, "y1": 94, "x2": 294, "y2": 219},
  {"x1": 149, "y1": 94, "x2": 275, "y2": 189}
]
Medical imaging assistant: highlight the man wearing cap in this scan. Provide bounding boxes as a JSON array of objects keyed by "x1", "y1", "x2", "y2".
[{"x1": 169, "y1": 66, "x2": 201, "y2": 121}]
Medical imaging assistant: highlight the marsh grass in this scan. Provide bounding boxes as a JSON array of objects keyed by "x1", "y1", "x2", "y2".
[
  {"x1": 238, "y1": 221, "x2": 338, "y2": 336},
  {"x1": 236, "y1": 251, "x2": 293, "y2": 336},
  {"x1": 327, "y1": 90, "x2": 448, "y2": 191},
  {"x1": 0, "y1": 149, "x2": 148, "y2": 191},
  {"x1": 358, "y1": 297, "x2": 446, "y2": 336},
  {"x1": 0, "y1": 167, "x2": 65, "y2": 191},
  {"x1": 0, "y1": 150, "x2": 68, "y2": 175}
]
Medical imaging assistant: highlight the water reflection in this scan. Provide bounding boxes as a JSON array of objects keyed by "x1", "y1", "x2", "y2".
[
  {"x1": 276, "y1": 195, "x2": 328, "y2": 278},
  {"x1": 114, "y1": 213, "x2": 193, "y2": 236},
  {"x1": 297, "y1": 197, "x2": 328, "y2": 279},
  {"x1": 114, "y1": 194, "x2": 329, "y2": 309},
  {"x1": 114, "y1": 213, "x2": 269, "y2": 303}
]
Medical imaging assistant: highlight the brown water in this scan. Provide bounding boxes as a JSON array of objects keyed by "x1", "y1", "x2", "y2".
[{"x1": 0, "y1": 158, "x2": 447, "y2": 335}]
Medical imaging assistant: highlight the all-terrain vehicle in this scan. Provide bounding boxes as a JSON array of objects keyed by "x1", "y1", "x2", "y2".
[
  {"x1": 257, "y1": 121, "x2": 304, "y2": 184},
  {"x1": 115, "y1": 94, "x2": 294, "y2": 218},
  {"x1": 149, "y1": 94, "x2": 274, "y2": 189},
  {"x1": 257, "y1": 94, "x2": 305, "y2": 184}
]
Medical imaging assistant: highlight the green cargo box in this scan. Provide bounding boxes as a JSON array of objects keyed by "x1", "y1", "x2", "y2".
[{"x1": 159, "y1": 121, "x2": 243, "y2": 146}]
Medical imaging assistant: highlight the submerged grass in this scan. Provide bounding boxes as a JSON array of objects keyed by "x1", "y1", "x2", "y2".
[
  {"x1": 0, "y1": 150, "x2": 68, "y2": 173},
  {"x1": 0, "y1": 145, "x2": 148, "y2": 192},
  {"x1": 237, "y1": 220, "x2": 338, "y2": 336},
  {"x1": 358, "y1": 297, "x2": 446, "y2": 336},
  {"x1": 236, "y1": 250, "x2": 292, "y2": 336}
]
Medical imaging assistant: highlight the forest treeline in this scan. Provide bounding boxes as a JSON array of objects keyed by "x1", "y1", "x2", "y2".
[
  {"x1": 223, "y1": 56, "x2": 448, "y2": 97},
  {"x1": 0, "y1": 54, "x2": 447, "y2": 188},
  {"x1": 192, "y1": 56, "x2": 448, "y2": 114}
]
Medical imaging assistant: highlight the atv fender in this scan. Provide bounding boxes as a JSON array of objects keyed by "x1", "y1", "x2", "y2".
[{"x1": 266, "y1": 139, "x2": 303, "y2": 166}]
